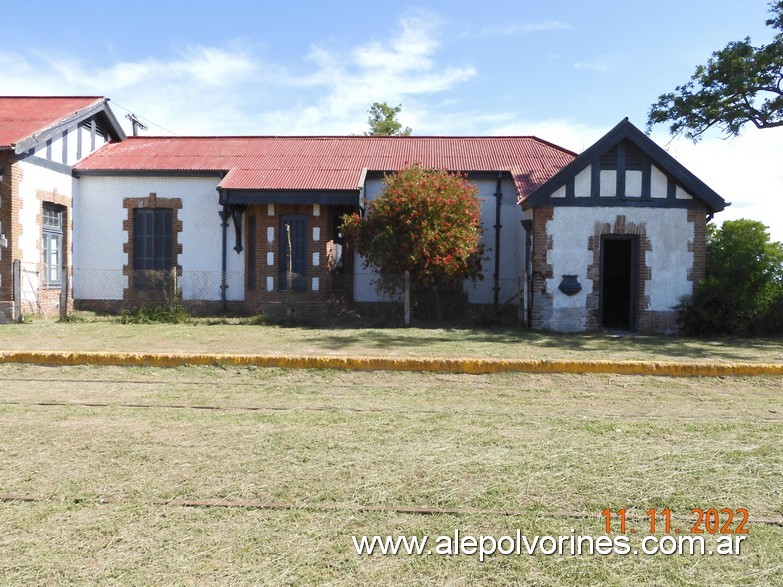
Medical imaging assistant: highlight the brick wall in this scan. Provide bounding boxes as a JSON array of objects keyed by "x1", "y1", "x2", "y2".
[
  {"x1": 687, "y1": 205, "x2": 708, "y2": 283},
  {"x1": 34, "y1": 187, "x2": 74, "y2": 316},
  {"x1": 246, "y1": 203, "x2": 352, "y2": 314},
  {"x1": 530, "y1": 206, "x2": 554, "y2": 329},
  {"x1": 0, "y1": 156, "x2": 23, "y2": 321},
  {"x1": 0, "y1": 156, "x2": 22, "y2": 301}
]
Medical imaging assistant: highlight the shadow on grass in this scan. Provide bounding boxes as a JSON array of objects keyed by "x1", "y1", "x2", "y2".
[{"x1": 291, "y1": 326, "x2": 783, "y2": 362}]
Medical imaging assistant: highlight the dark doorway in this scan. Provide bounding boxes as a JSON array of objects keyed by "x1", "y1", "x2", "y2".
[{"x1": 600, "y1": 237, "x2": 637, "y2": 330}]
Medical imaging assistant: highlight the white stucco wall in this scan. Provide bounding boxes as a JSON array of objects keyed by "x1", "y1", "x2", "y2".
[
  {"x1": 353, "y1": 175, "x2": 528, "y2": 305},
  {"x1": 464, "y1": 177, "x2": 528, "y2": 305},
  {"x1": 16, "y1": 160, "x2": 75, "y2": 302},
  {"x1": 74, "y1": 175, "x2": 242, "y2": 301},
  {"x1": 541, "y1": 206, "x2": 694, "y2": 331}
]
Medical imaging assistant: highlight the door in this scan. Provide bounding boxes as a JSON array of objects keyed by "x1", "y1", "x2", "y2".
[
  {"x1": 279, "y1": 215, "x2": 307, "y2": 291},
  {"x1": 600, "y1": 236, "x2": 638, "y2": 330}
]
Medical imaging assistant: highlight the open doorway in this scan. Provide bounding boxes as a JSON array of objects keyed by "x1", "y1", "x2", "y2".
[{"x1": 600, "y1": 236, "x2": 638, "y2": 331}]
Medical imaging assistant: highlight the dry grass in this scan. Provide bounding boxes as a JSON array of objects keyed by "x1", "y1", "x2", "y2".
[
  {"x1": 0, "y1": 364, "x2": 781, "y2": 585},
  {"x1": 2, "y1": 319, "x2": 783, "y2": 363}
]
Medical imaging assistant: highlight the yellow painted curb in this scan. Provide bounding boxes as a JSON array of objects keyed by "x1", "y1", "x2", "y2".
[{"x1": 1, "y1": 350, "x2": 782, "y2": 377}]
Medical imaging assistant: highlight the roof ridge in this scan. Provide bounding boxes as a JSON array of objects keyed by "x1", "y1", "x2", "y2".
[
  {"x1": 121, "y1": 134, "x2": 554, "y2": 140},
  {"x1": 0, "y1": 95, "x2": 104, "y2": 99}
]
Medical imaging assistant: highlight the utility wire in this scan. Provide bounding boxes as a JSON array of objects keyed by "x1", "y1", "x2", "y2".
[{"x1": 109, "y1": 100, "x2": 178, "y2": 136}]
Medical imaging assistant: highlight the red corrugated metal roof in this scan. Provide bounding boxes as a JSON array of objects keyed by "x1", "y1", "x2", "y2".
[
  {"x1": 0, "y1": 96, "x2": 105, "y2": 148},
  {"x1": 75, "y1": 135, "x2": 576, "y2": 200}
]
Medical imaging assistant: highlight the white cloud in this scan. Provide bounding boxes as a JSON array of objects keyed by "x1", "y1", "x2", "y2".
[
  {"x1": 487, "y1": 116, "x2": 606, "y2": 151},
  {"x1": 252, "y1": 14, "x2": 476, "y2": 134},
  {"x1": 0, "y1": 14, "x2": 475, "y2": 136},
  {"x1": 466, "y1": 20, "x2": 571, "y2": 39},
  {"x1": 658, "y1": 131, "x2": 783, "y2": 243},
  {"x1": 573, "y1": 54, "x2": 626, "y2": 73},
  {"x1": 353, "y1": 17, "x2": 439, "y2": 72}
]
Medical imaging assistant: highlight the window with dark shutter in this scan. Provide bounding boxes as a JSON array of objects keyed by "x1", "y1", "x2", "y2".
[
  {"x1": 133, "y1": 208, "x2": 173, "y2": 289},
  {"x1": 134, "y1": 208, "x2": 173, "y2": 270}
]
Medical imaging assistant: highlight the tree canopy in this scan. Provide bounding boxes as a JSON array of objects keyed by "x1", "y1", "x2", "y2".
[
  {"x1": 364, "y1": 102, "x2": 412, "y2": 136},
  {"x1": 647, "y1": 1, "x2": 783, "y2": 140},
  {"x1": 341, "y1": 164, "x2": 483, "y2": 295}
]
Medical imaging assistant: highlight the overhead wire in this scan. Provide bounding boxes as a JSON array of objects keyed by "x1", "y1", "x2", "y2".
[{"x1": 108, "y1": 100, "x2": 178, "y2": 136}]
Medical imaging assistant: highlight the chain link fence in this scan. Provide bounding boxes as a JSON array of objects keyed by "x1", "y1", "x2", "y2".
[
  {"x1": 8, "y1": 264, "x2": 529, "y2": 327},
  {"x1": 353, "y1": 270, "x2": 529, "y2": 327},
  {"x1": 7, "y1": 260, "x2": 65, "y2": 320}
]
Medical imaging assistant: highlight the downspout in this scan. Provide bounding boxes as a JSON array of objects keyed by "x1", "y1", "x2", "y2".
[
  {"x1": 492, "y1": 172, "x2": 503, "y2": 308},
  {"x1": 219, "y1": 201, "x2": 229, "y2": 311},
  {"x1": 521, "y1": 219, "x2": 533, "y2": 328}
]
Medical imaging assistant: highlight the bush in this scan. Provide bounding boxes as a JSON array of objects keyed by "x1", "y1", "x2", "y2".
[
  {"x1": 678, "y1": 219, "x2": 783, "y2": 336},
  {"x1": 118, "y1": 298, "x2": 190, "y2": 324}
]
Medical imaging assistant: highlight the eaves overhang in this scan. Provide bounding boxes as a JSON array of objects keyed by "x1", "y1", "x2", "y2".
[
  {"x1": 219, "y1": 188, "x2": 361, "y2": 206},
  {"x1": 13, "y1": 98, "x2": 126, "y2": 155}
]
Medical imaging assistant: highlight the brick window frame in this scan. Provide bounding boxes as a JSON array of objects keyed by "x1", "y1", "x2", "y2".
[
  {"x1": 585, "y1": 215, "x2": 652, "y2": 331},
  {"x1": 122, "y1": 193, "x2": 183, "y2": 302},
  {"x1": 35, "y1": 188, "x2": 72, "y2": 299}
]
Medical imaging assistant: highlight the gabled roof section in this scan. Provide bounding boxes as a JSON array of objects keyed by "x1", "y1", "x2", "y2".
[
  {"x1": 0, "y1": 96, "x2": 126, "y2": 153},
  {"x1": 74, "y1": 135, "x2": 576, "y2": 199},
  {"x1": 521, "y1": 118, "x2": 727, "y2": 213}
]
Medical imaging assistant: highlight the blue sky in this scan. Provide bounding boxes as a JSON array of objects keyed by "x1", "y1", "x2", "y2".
[{"x1": 2, "y1": 0, "x2": 781, "y2": 239}]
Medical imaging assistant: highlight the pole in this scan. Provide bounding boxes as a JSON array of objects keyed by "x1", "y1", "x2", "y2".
[
  {"x1": 59, "y1": 265, "x2": 68, "y2": 321},
  {"x1": 493, "y1": 173, "x2": 503, "y2": 308},
  {"x1": 13, "y1": 259, "x2": 21, "y2": 322},
  {"x1": 286, "y1": 223, "x2": 293, "y2": 317},
  {"x1": 170, "y1": 266, "x2": 178, "y2": 311},
  {"x1": 219, "y1": 207, "x2": 229, "y2": 311},
  {"x1": 404, "y1": 270, "x2": 411, "y2": 327}
]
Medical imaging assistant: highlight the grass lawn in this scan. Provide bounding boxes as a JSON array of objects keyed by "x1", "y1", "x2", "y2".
[
  {"x1": 2, "y1": 319, "x2": 783, "y2": 363},
  {"x1": 1, "y1": 364, "x2": 781, "y2": 585}
]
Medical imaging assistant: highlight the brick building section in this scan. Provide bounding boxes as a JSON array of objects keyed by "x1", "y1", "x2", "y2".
[
  {"x1": 33, "y1": 187, "x2": 74, "y2": 316},
  {"x1": 247, "y1": 203, "x2": 352, "y2": 316},
  {"x1": 687, "y1": 206, "x2": 708, "y2": 283},
  {"x1": 529, "y1": 206, "x2": 554, "y2": 329},
  {"x1": 0, "y1": 156, "x2": 22, "y2": 321},
  {"x1": 122, "y1": 193, "x2": 183, "y2": 306}
]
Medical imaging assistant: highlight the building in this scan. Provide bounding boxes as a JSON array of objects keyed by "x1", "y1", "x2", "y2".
[
  {"x1": 522, "y1": 118, "x2": 727, "y2": 333},
  {"x1": 0, "y1": 97, "x2": 727, "y2": 332},
  {"x1": 0, "y1": 97, "x2": 124, "y2": 321}
]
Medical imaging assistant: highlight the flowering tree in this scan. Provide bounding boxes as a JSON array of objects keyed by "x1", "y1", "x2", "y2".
[{"x1": 342, "y1": 163, "x2": 484, "y2": 299}]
